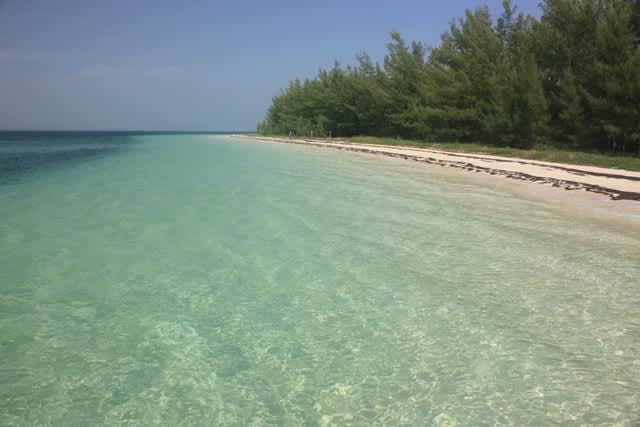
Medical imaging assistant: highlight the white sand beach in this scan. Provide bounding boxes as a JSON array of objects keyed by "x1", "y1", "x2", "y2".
[{"x1": 233, "y1": 134, "x2": 640, "y2": 224}]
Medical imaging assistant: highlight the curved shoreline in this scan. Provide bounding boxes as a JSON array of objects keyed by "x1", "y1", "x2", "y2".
[{"x1": 232, "y1": 135, "x2": 640, "y2": 202}]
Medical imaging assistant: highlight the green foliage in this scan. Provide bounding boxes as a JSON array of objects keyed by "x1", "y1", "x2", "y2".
[
  {"x1": 258, "y1": 0, "x2": 640, "y2": 156},
  {"x1": 537, "y1": 0, "x2": 640, "y2": 152}
]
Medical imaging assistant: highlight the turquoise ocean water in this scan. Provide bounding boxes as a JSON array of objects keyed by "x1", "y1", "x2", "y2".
[{"x1": 1, "y1": 132, "x2": 639, "y2": 425}]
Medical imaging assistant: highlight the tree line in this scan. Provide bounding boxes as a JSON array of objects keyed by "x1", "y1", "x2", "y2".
[{"x1": 257, "y1": 0, "x2": 640, "y2": 153}]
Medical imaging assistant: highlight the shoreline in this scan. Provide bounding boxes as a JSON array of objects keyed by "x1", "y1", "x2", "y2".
[{"x1": 232, "y1": 134, "x2": 640, "y2": 202}]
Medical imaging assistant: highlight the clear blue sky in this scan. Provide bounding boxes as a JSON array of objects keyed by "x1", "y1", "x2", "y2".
[{"x1": 0, "y1": 0, "x2": 541, "y2": 131}]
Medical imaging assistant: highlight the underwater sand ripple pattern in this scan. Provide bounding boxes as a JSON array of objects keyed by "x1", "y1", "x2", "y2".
[{"x1": 1, "y1": 134, "x2": 639, "y2": 425}]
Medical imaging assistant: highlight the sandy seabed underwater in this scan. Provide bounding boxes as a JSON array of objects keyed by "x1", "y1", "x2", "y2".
[{"x1": 0, "y1": 132, "x2": 639, "y2": 425}]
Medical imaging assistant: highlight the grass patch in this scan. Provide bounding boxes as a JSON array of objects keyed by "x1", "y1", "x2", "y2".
[{"x1": 344, "y1": 136, "x2": 640, "y2": 172}]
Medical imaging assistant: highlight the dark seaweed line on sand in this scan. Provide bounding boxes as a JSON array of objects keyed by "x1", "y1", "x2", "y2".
[
  {"x1": 349, "y1": 143, "x2": 640, "y2": 182},
  {"x1": 255, "y1": 137, "x2": 640, "y2": 201}
]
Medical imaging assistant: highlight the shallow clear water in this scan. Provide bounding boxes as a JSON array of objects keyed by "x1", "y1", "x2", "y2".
[{"x1": 1, "y1": 133, "x2": 639, "y2": 425}]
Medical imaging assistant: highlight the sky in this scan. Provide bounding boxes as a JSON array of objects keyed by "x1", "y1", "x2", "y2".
[{"x1": 0, "y1": 0, "x2": 541, "y2": 131}]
